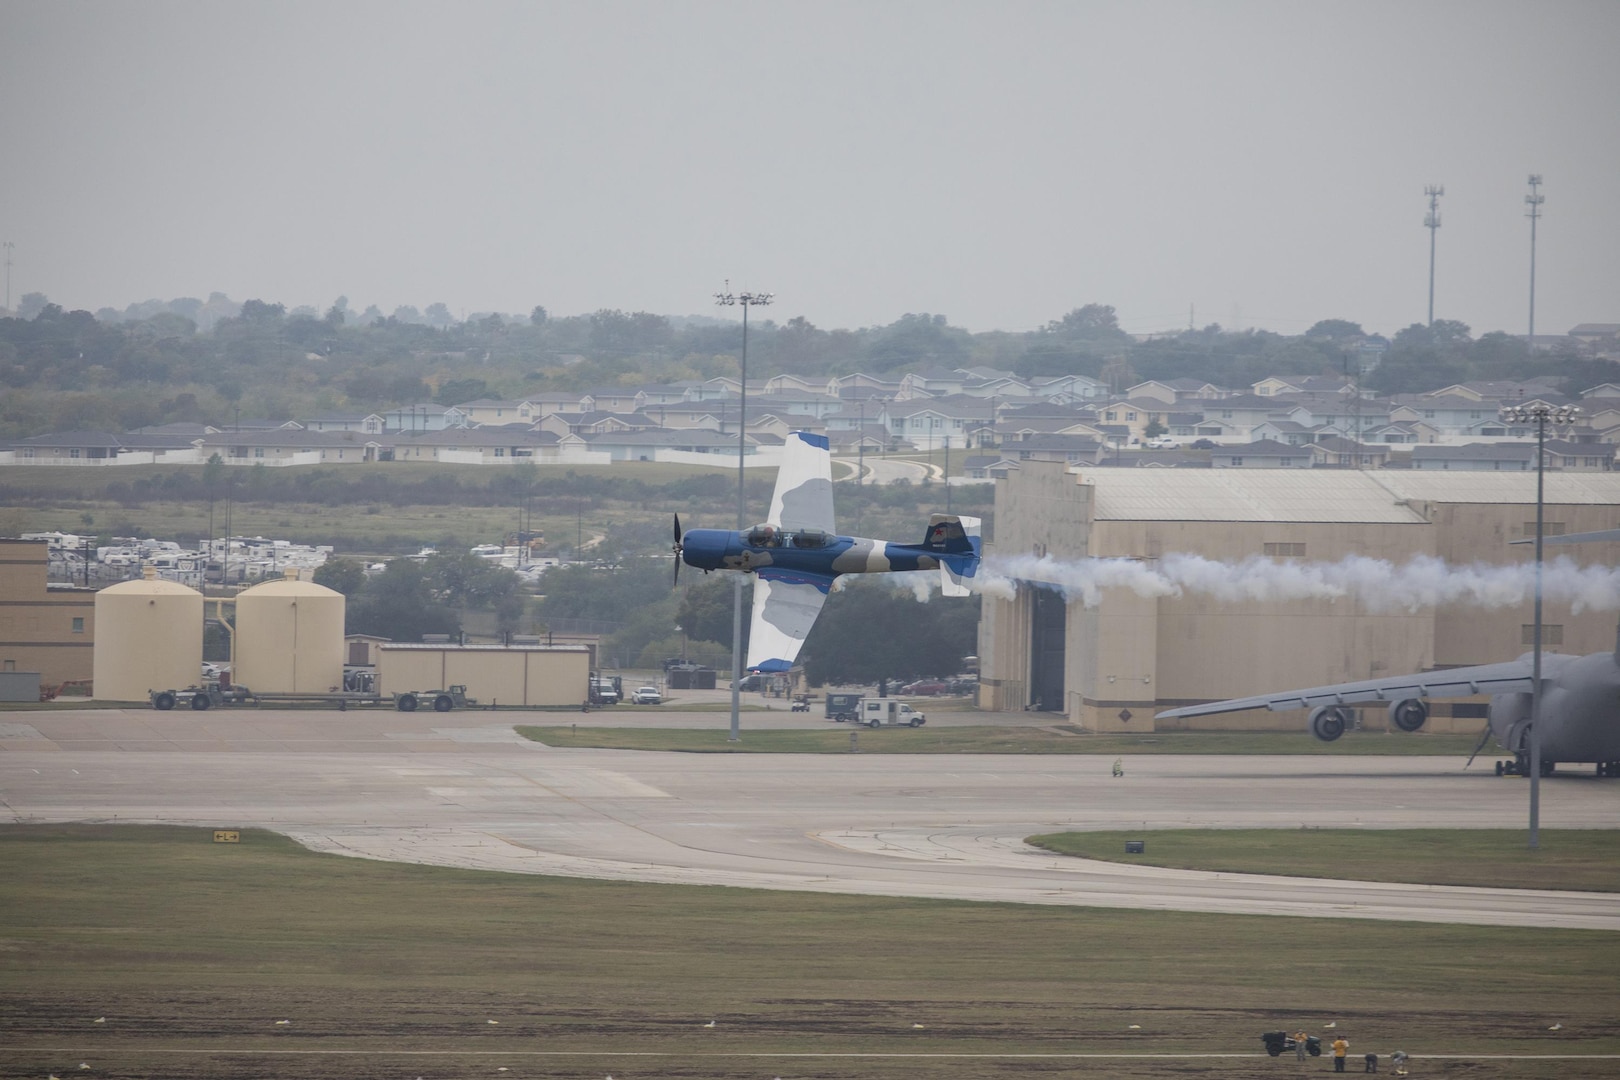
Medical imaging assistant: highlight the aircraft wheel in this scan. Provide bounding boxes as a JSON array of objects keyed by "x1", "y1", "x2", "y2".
[
  {"x1": 397, "y1": 694, "x2": 419, "y2": 712},
  {"x1": 1495, "y1": 760, "x2": 1505, "y2": 776},
  {"x1": 190, "y1": 693, "x2": 211, "y2": 711},
  {"x1": 433, "y1": 694, "x2": 453, "y2": 712},
  {"x1": 1541, "y1": 759, "x2": 1556, "y2": 777}
]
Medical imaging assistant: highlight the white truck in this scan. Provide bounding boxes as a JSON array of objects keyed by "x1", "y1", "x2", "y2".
[{"x1": 854, "y1": 698, "x2": 927, "y2": 728}]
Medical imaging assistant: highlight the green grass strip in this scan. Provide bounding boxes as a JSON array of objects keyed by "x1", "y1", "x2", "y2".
[{"x1": 1028, "y1": 828, "x2": 1620, "y2": 892}]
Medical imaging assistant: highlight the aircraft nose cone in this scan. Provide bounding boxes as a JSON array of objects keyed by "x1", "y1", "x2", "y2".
[{"x1": 680, "y1": 529, "x2": 732, "y2": 572}]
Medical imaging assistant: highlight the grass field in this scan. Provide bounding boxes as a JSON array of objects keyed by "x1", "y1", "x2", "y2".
[
  {"x1": 519, "y1": 724, "x2": 1489, "y2": 756},
  {"x1": 2, "y1": 824, "x2": 1618, "y2": 1079},
  {"x1": 1028, "y1": 828, "x2": 1620, "y2": 892}
]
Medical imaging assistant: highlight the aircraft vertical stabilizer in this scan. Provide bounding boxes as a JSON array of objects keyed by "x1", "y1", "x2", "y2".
[{"x1": 926, "y1": 514, "x2": 981, "y2": 597}]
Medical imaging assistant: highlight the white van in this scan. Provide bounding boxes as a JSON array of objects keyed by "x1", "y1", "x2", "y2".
[{"x1": 856, "y1": 699, "x2": 926, "y2": 728}]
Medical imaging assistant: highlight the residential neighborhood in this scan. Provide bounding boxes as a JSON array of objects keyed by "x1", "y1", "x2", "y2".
[{"x1": 5, "y1": 366, "x2": 1615, "y2": 476}]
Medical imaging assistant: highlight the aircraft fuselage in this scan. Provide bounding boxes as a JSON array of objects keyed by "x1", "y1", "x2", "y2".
[
  {"x1": 1490, "y1": 650, "x2": 1620, "y2": 763},
  {"x1": 680, "y1": 526, "x2": 951, "y2": 581}
]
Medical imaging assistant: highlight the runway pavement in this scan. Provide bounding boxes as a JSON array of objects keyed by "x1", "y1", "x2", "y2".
[{"x1": 3, "y1": 706, "x2": 1618, "y2": 929}]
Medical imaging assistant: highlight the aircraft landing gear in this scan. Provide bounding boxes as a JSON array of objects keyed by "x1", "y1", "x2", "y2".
[{"x1": 1496, "y1": 754, "x2": 1556, "y2": 777}]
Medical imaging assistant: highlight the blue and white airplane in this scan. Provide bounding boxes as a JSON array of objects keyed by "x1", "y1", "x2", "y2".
[{"x1": 674, "y1": 431, "x2": 982, "y2": 673}]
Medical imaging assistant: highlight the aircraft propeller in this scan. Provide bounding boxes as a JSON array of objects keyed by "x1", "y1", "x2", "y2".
[{"x1": 672, "y1": 513, "x2": 683, "y2": 586}]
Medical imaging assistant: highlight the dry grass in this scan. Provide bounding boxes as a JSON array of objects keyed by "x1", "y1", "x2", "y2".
[{"x1": 1, "y1": 824, "x2": 1617, "y2": 1078}]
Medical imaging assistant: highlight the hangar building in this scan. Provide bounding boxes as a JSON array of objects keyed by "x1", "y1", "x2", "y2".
[{"x1": 978, "y1": 463, "x2": 1620, "y2": 732}]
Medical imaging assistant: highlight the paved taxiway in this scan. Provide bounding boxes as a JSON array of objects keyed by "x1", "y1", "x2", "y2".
[{"x1": 3, "y1": 706, "x2": 1618, "y2": 930}]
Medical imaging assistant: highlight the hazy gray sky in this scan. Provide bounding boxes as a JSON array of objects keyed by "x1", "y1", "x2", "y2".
[{"x1": 3, "y1": 0, "x2": 1616, "y2": 338}]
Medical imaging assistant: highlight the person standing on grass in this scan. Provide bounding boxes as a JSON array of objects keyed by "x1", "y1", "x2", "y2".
[
  {"x1": 1294, "y1": 1029, "x2": 1309, "y2": 1061},
  {"x1": 1332, "y1": 1035, "x2": 1350, "y2": 1072}
]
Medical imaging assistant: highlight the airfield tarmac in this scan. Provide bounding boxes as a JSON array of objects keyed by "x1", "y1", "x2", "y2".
[{"x1": 3, "y1": 703, "x2": 1618, "y2": 930}]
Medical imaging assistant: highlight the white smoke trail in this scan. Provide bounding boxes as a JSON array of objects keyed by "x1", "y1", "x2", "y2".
[{"x1": 976, "y1": 552, "x2": 1620, "y2": 614}]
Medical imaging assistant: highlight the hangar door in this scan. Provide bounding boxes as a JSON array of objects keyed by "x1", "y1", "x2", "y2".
[{"x1": 1028, "y1": 584, "x2": 1065, "y2": 711}]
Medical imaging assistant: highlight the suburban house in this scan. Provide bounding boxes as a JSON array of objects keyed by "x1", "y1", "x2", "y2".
[
  {"x1": 379, "y1": 403, "x2": 468, "y2": 433},
  {"x1": 299, "y1": 412, "x2": 386, "y2": 434},
  {"x1": 1211, "y1": 439, "x2": 1314, "y2": 469}
]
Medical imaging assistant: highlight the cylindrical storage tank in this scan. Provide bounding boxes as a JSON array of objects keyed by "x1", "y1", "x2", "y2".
[
  {"x1": 93, "y1": 571, "x2": 204, "y2": 701},
  {"x1": 233, "y1": 575, "x2": 345, "y2": 694}
]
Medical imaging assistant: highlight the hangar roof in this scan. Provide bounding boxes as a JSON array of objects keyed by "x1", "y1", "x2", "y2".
[
  {"x1": 1079, "y1": 469, "x2": 1620, "y2": 522},
  {"x1": 1082, "y1": 470, "x2": 1428, "y2": 523},
  {"x1": 1371, "y1": 472, "x2": 1620, "y2": 505}
]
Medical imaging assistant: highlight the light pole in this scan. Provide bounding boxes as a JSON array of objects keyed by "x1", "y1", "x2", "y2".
[
  {"x1": 1498, "y1": 401, "x2": 1580, "y2": 849},
  {"x1": 2, "y1": 241, "x2": 13, "y2": 314},
  {"x1": 714, "y1": 282, "x2": 772, "y2": 742}
]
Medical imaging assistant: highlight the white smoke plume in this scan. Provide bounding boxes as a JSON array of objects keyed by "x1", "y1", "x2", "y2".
[{"x1": 976, "y1": 552, "x2": 1620, "y2": 614}]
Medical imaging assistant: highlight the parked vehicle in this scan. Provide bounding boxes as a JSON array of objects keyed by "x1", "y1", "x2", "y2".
[
  {"x1": 393, "y1": 685, "x2": 477, "y2": 713},
  {"x1": 589, "y1": 674, "x2": 621, "y2": 705},
  {"x1": 824, "y1": 692, "x2": 865, "y2": 722},
  {"x1": 629, "y1": 685, "x2": 662, "y2": 704},
  {"x1": 1145, "y1": 436, "x2": 1178, "y2": 449},
  {"x1": 900, "y1": 679, "x2": 949, "y2": 696},
  {"x1": 1191, "y1": 438, "x2": 1218, "y2": 449},
  {"x1": 791, "y1": 697, "x2": 810, "y2": 712},
  {"x1": 1261, "y1": 1031, "x2": 1321, "y2": 1058},
  {"x1": 854, "y1": 699, "x2": 927, "y2": 728}
]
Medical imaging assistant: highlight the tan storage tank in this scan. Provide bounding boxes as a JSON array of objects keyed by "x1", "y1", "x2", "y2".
[
  {"x1": 92, "y1": 570, "x2": 203, "y2": 701},
  {"x1": 233, "y1": 574, "x2": 345, "y2": 694}
]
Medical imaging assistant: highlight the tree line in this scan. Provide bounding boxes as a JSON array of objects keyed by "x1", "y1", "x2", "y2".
[{"x1": 4, "y1": 294, "x2": 1610, "y2": 440}]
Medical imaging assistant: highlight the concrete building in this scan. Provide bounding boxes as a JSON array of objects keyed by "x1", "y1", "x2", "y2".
[
  {"x1": 978, "y1": 463, "x2": 1620, "y2": 732},
  {"x1": 0, "y1": 539, "x2": 95, "y2": 690}
]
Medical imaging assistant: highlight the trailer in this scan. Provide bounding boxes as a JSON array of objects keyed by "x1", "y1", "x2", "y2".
[{"x1": 149, "y1": 682, "x2": 478, "y2": 713}]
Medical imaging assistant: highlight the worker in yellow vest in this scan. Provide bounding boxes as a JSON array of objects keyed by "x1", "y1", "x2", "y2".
[{"x1": 1332, "y1": 1035, "x2": 1350, "y2": 1071}]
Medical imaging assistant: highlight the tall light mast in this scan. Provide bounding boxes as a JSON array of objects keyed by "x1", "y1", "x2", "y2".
[
  {"x1": 1525, "y1": 175, "x2": 1545, "y2": 348},
  {"x1": 713, "y1": 282, "x2": 772, "y2": 743},
  {"x1": 1424, "y1": 185, "x2": 1443, "y2": 327}
]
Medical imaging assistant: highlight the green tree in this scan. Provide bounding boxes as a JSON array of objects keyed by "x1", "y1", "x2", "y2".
[
  {"x1": 313, "y1": 557, "x2": 367, "y2": 597},
  {"x1": 346, "y1": 560, "x2": 460, "y2": 641},
  {"x1": 1305, "y1": 319, "x2": 1365, "y2": 342}
]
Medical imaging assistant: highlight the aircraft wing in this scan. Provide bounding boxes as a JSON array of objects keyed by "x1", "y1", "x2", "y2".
[
  {"x1": 769, "y1": 431, "x2": 835, "y2": 533},
  {"x1": 745, "y1": 569, "x2": 832, "y2": 673},
  {"x1": 1154, "y1": 659, "x2": 1535, "y2": 719},
  {"x1": 1510, "y1": 527, "x2": 1620, "y2": 546}
]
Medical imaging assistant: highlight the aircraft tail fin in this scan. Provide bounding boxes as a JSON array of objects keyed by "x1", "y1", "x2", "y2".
[{"x1": 923, "y1": 514, "x2": 981, "y2": 597}]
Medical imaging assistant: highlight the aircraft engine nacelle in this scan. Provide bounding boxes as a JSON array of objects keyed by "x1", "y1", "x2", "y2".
[
  {"x1": 1308, "y1": 705, "x2": 1352, "y2": 742},
  {"x1": 1388, "y1": 698, "x2": 1428, "y2": 733}
]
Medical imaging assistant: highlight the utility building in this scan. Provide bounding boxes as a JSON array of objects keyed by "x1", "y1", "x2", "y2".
[{"x1": 978, "y1": 464, "x2": 1620, "y2": 732}]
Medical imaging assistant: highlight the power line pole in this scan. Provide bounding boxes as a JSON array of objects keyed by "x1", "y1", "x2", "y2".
[
  {"x1": 1424, "y1": 185, "x2": 1443, "y2": 326},
  {"x1": 2, "y1": 241, "x2": 13, "y2": 313},
  {"x1": 1525, "y1": 174, "x2": 1545, "y2": 348},
  {"x1": 713, "y1": 282, "x2": 772, "y2": 743}
]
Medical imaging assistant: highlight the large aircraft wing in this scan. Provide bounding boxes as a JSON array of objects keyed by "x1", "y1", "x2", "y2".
[
  {"x1": 746, "y1": 569, "x2": 832, "y2": 673},
  {"x1": 1154, "y1": 659, "x2": 1535, "y2": 719},
  {"x1": 1510, "y1": 528, "x2": 1620, "y2": 546},
  {"x1": 768, "y1": 431, "x2": 835, "y2": 534}
]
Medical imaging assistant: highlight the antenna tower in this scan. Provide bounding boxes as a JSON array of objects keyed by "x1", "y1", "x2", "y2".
[
  {"x1": 1525, "y1": 175, "x2": 1544, "y2": 347},
  {"x1": 1424, "y1": 185, "x2": 1443, "y2": 326}
]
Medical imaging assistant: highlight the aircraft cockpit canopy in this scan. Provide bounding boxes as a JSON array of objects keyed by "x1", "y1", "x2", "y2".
[
  {"x1": 744, "y1": 525, "x2": 832, "y2": 549},
  {"x1": 745, "y1": 524, "x2": 781, "y2": 547}
]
